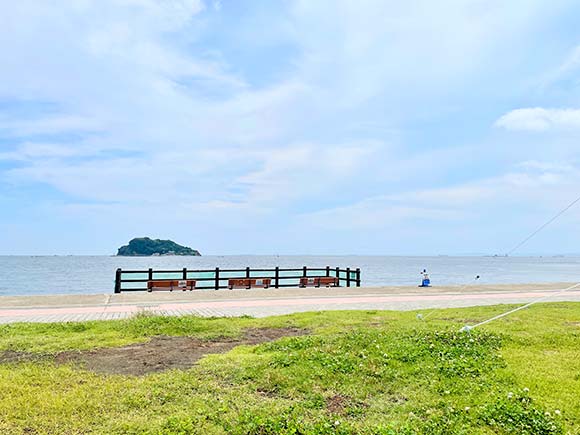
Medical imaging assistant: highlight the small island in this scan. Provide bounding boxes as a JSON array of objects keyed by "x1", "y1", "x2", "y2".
[{"x1": 117, "y1": 237, "x2": 201, "y2": 256}]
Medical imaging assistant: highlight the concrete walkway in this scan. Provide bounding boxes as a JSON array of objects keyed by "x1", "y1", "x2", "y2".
[{"x1": 0, "y1": 282, "x2": 579, "y2": 323}]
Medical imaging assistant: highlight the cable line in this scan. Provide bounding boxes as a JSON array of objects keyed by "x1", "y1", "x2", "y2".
[
  {"x1": 461, "y1": 282, "x2": 580, "y2": 332},
  {"x1": 458, "y1": 193, "x2": 580, "y2": 331},
  {"x1": 506, "y1": 194, "x2": 580, "y2": 256}
]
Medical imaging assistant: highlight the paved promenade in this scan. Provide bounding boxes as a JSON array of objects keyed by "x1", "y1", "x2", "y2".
[{"x1": 0, "y1": 282, "x2": 579, "y2": 324}]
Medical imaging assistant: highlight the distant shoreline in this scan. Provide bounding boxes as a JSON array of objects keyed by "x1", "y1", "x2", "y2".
[
  {"x1": 3, "y1": 256, "x2": 580, "y2": 297},
  {"x1": 2, "y1": 254, "x2": 580, "y2": 257}
]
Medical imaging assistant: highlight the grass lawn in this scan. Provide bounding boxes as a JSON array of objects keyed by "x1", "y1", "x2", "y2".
[{"x1": 0, "y1": 302, "x2": 579, "y2": 434}]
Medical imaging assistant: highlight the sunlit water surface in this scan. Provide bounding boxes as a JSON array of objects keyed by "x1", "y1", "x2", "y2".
[{"x1": 1, "y1": 255, "x2": 579, "y2": 296}]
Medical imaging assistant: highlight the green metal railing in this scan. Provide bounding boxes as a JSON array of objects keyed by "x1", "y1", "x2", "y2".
[{"x1": 114, "y1": 266, "x2": 361, "y2": 293}]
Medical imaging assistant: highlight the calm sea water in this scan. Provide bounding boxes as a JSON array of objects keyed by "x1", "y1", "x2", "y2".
[{"x1": 1, "y1": 255, "x2": 580, "y2": 297}]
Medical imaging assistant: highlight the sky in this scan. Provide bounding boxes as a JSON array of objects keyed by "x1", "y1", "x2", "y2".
[{"x1": 2, "y1": 0, "x2": 580, "y2": 255}]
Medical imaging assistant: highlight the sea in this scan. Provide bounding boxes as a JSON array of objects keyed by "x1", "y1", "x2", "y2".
[{"x1": 1, "y1": 255, "x2": 580, "y2": 297}]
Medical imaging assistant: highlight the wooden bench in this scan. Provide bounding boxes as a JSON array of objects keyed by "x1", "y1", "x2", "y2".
[
  {"x1": 228, "y1": 278, "x2": 271, "y2": 290},
  {"x1": 299, "y1": 276, "x2": 339, "y2": 288},
  {"x1": 147, "y1": 280, "x2": 196, "y2": 292}
]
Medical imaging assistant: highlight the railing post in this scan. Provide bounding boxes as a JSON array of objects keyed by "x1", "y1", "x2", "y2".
[
  {"x1": 275, "y1": 266, "x2": 280, "y2": 288},
  {"x1": 246, "y1": 266, "x2": 250, "y2": 278},
  {"x1": 182, "y1": 267, "x2": 187, "y2": 280},
  {"x1": 356, "y1": 268, "x2": 361, "y2": 287},
  {"x1": 335, "y1": 267, "x2": 340, "y2": 286},
  {"x1": 148, "y1": 268, "x2": 153, "y2": 281},
  {"x1": 215, "y1": 267, "x2": 220, "y2": 290},
  {"x1": 326, "y1": 266, "x2": 330, "y2": 277},
  {"x1": 303, "y1": 266, "x2": 307, "y2": 277},
  {"x1": 114, "y1": 268, "x2": 122, "y2": 293},
  {"x1": 346, "y1": 267, "x2": 351, "y2": 287}
]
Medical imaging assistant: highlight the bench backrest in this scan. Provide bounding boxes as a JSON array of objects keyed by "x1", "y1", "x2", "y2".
[
  {"x1": 300, "y1": 276, "x2": 338, "y2": 287},
  {"x1": 300, "y1": 277, "x2": 318, "y2": 286},
  {"x1": 228, "y1": 278, "x2": 271, "y2": 288},
  {"x1": 147, "y1": 280, "x2": 196, "y2": 290}
]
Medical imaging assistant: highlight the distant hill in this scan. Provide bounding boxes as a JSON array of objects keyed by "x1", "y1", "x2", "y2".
[{"x1": 117, "y1": 238, "x2": 201, "y2": 256}]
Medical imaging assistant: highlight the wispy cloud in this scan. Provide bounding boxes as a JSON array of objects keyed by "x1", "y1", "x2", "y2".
[
  {"x1": 495, "y1": 108, "x2": 580, "y2": 131},
  {"x1": 2, "y1": 0, "x2": 580, "y2": 253}
]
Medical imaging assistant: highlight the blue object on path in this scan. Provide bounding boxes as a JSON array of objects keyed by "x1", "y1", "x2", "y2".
[{"x1": 419, "y1": 269, "x2": 431, "y2": 287}]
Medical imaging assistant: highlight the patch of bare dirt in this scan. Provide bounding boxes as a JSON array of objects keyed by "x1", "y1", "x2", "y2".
[
  {"x1": 1, "y1": 327, "x2": 307, "y2": 376},
  {"x1": 256, "y1": 387, "x2": 279, "y2": 398},
  {"x1": 326, "y1": 395, "x2": 351, "y2": 414},
  {"x1": 0, "y1": 351, "x2": 49, "y2": 364},
  {"x1": 326, "y1": 394, "x2": 369, "y2": 415},
  {"x1": 388, "y1": 395, "x2": 408, "y2": 404}
]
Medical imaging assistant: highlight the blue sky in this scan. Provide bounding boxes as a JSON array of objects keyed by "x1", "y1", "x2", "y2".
[{"x1": 2, "y1": 0, "x2": 580, "y2": 255}]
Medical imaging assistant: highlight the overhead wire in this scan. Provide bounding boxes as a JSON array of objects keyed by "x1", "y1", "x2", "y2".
[
  {"x1": 460, "y1": 194, "x2": 580, "y2": 332},
  {"x1": 460, "y1": 282, "x2": 580, "y2": 332},
  {"x1": 505, "y1": 194, "x2": 580, "y2": 256}
]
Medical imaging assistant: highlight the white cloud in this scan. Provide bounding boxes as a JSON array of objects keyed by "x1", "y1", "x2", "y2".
[
  {"x1": 4, "y1": 146, "x2": 253, "y2": 203},
  {"x1": 289, "y1": 0, "x2": 558, "y2": 109},
  {"x1": 0, "y1": 115, "x2": 103, "y2": 136},
  {"x1": 495, "y1": 108, "x2": 580, "y2": 131},
  {"x1": 235, "y1": 141, "x2": 382, "y2": 204},
  {"x1": 0, "y1": 142, "x2": 85, "y2": 161},
  {"x1": 302, "y1": 161, "x2": 580, "y2": 231},
  {"x1": 517, "y1": 160, "x2": 575, "y2": 172},
  {"x1": 2, "y1": 0, "x2": 580, "y2": 254},
  {"x1": 555, "y1": 45, "x2": 580, "y2": 75},
  {"x1": 538, "y1": 44, "x2": 580, "y2": 90}
]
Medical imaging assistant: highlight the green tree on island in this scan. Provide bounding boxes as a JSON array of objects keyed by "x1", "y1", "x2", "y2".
[{"x1": 117, "y1": 238, "x2": 201, "y2": 256}]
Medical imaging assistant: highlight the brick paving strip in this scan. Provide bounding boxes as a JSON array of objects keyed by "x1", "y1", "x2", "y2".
[{"x1": 0, "y1": 282, "x2": 579, "y2": 323}]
